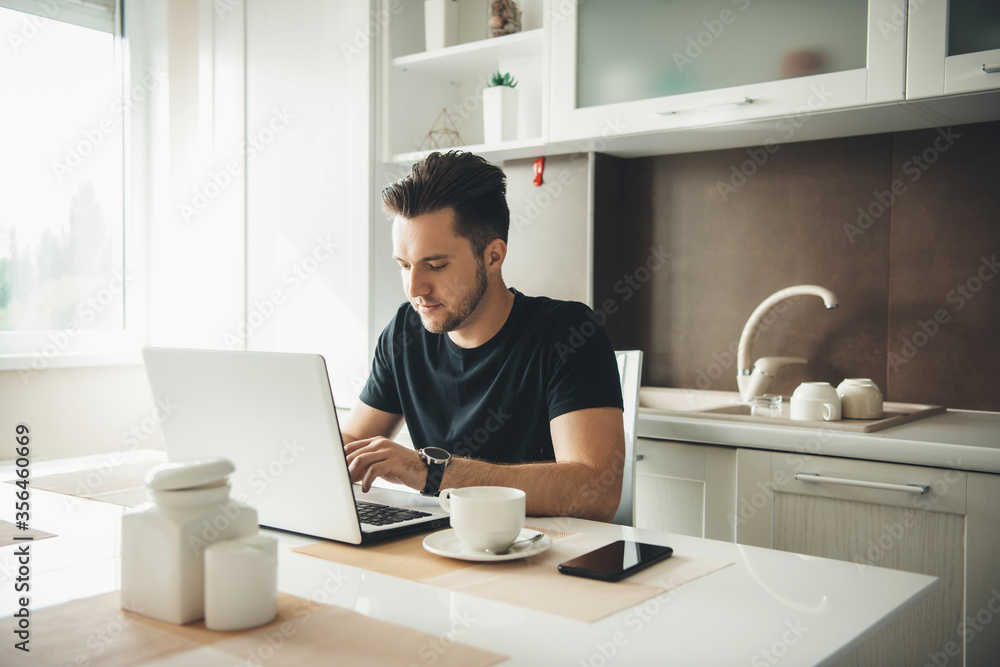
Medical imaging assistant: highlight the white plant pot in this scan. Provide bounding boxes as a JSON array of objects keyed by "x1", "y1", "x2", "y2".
[
  {"x1": 482, "y1": 86, "x2": 519, "y2": 145},
  {"x1": 424, "y1": 0, "x2": 459, "y2": 51}
]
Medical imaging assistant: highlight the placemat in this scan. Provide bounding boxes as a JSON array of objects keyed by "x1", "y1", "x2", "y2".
[
  {"x1": 294, "y1": 529, "x2": 731, "y2": 623},
  {"x1": 0, "y1": 520, "x2": 56, "y2": 548},
  {"x1": 0, "y1": 591, "x2": 506, "y2": 667},
  {"x1": 8, "y1": 461, "x2": 156, "y2": 507}
]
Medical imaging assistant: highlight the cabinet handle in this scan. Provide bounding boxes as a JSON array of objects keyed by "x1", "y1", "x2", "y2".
[
  {"x1": 794, "y1": 472, "x2": 929, "y2": 495},
  {"x1": 983, "y1": 63, "x2": 1000, "y2": 74},
  {"x1": 656, "y1": 96, "x2": 753, "y2": 115}
]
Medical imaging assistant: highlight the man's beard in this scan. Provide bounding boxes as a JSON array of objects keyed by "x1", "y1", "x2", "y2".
[{"x1": 417, "y1": 261, "x2": 489, "y2": 334}]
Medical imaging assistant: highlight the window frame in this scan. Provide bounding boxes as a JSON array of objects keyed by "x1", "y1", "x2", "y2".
[{"x1": 0, "y1": 0, "x2": 146, "y2": 374}]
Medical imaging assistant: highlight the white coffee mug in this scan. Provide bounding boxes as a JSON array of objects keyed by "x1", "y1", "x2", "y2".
[
  {"x1": 791, "y1": 382, "x2": 841, "y2": 421},
  {"x1": 439, "y1": 486, "x2": 525, "y2": 552},
  {"x1": 837, "y1": 378, "x2": 883, "y2": 419}
]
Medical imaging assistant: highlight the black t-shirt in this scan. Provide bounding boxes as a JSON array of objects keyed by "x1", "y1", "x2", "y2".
[{"x1": 358, "y1": 288, "x2": 624, "y2": 463}]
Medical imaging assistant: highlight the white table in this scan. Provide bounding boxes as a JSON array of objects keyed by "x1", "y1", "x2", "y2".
[{"x1": 0, "y1": 453, "x2": 938, "y2": 666}]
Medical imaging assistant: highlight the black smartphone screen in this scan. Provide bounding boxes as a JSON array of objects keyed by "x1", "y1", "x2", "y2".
[{"x1": 557, "y1": 540, "x2": 673, "y2": 582}]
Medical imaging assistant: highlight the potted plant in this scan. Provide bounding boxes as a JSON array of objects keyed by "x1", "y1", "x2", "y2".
[
  {"x1": 482, "y1": 71, "x2": 518, "y2": 144},
  {"x1": 425, "y1": 0, "x2": 458, "y2": 51}
]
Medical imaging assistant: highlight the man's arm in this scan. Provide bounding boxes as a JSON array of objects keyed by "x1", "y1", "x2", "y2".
[
  {"x1": 339, "y1": 402, "x2": 404, "y2": 446},
  {"x1": 345, "y1": 406, "x2": 625, "y2": 522}
]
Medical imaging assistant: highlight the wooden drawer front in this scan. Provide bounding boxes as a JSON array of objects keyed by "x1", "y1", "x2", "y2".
[{"x1": 770, "y1": 453, "x2": 967, "y2": 516}]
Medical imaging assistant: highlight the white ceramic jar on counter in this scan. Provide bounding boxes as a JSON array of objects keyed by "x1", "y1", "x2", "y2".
[
  {"x1": 121, "y1": 457, "x2": 258, "y2": 625},
  {"x1": 837, "y1": 378, "x2": 884, "y2": 419}
]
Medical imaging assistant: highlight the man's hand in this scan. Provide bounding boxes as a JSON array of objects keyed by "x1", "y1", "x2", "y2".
[{"x1": 344, "y1": 437, "x2": 427, "y2": 493}]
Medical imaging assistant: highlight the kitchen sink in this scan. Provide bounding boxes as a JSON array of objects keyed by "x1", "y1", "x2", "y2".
[
  {"x1": 701, "y1": 404, "x2": 754, "y2": 416},
  {"x1": 638, "y1": 387, "x2": 945, "y2": 433}
]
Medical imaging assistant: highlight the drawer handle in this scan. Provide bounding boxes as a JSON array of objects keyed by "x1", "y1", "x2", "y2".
[
  {"x1": 983, "y1": 63, "x2": 1000, "y2": 74},
  {"x1": 794, "y1": 472, "x2": 929, "y2": 495},
  {"x1": 656, "y1": 96, "x2": 753, "y2": 115}
]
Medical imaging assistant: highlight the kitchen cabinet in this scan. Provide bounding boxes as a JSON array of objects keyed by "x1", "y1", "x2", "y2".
[
  {"x1": 380, "y1": 0, "x2": 545, "y2": 163},
  {"x1": 548, "y1": 0, "x2": 907, "y2": 142},
  {"x1": 633, "y1": 438, "x2": 736, "y2": 541},
  {"x1": 733, "y1": 449, "x2": 1000, "y2": 666},
  {"x1": 907, "y1": 0, "x2": 1000, "y2": 98}
]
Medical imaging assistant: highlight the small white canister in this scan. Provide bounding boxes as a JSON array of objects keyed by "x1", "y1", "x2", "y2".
[
  {"x1": 121, "y1": 457, "x2": 258, "y2": 625},
  {"x1": 204, "y1": 534, "x2": 278, "y2": 631},
  {"x1": 837, "y1": 378, "x2": 884, "y2": 419}
]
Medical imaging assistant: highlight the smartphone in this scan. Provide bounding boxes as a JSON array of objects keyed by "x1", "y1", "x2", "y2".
[{"x1": 557, "y1": 540, "x2": 673, "y2": 582}]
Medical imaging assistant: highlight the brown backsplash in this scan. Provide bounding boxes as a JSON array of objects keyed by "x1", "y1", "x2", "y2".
[{"x1": 594, "y1": 120, "x2": 1000, "y2": 412}]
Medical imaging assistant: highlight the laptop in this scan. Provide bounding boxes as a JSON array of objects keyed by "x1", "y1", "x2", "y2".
[{"x1": 141, "y1": 347, "x2": 450, "y2": 544}]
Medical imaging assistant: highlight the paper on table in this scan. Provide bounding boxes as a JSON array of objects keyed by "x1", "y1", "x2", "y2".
[
  {"x1": 426, "y1": 533, "x2": 733, "y2": 623},
  {"x1": 0, "y1": 591, "x2": 507, "y2": 667},
  {"x1": 9, "y1": 461, "x2": 157, "y2": 507},
  {"x1": 0, "y1": 520, "x2": 56, "y2": 548},
  {"x1": 291, "y1": 524, "x2": 573, "y2": 583},
  {"x1": 294, "y1": 529, "x2": 732, "y2": 623}
]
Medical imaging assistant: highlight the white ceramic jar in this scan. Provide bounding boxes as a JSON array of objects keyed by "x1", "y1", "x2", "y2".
[
  {"x1": 204, "y1": 534, "x2": 278, "y2": 631},
  {"x1": 121, "y1": 457, "x2": 258, "y2": 624},
  {"x1": 837, "y1": 378, "x2": 884, "y2": 419}
]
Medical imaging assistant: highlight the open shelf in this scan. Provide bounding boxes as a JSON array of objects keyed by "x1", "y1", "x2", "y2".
[
  {"x1": 393, "y1": 29, "x2": 543, "y2": 81},
  {"x1": 390, "y1": 136, "x2": 546, "y2": 166}
]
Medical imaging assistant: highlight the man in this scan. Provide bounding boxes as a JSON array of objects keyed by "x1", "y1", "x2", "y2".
[{"x1": 342, "y1": 151, "x2": 625, "y2": 522}]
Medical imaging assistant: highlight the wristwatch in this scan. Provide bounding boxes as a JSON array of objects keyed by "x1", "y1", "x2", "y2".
[{"x1": 418, "y1": 447, "x2": 452, "y2": 497}]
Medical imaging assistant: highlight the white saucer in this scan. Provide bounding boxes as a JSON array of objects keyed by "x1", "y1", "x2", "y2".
[{"x1": 422, "y1": 528, "x2": 552, "y2": 562}]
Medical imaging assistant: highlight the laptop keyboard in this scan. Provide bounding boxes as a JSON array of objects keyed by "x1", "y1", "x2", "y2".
[{"x1": 356, "y1": 500, "x2": 432, "y2": 526}]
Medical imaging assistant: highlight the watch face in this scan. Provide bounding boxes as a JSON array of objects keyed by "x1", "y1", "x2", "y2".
[{"x1": 422, "y1": 447, "x2": 450, "y2": 463}]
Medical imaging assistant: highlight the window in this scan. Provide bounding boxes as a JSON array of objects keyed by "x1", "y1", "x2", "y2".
[{"x1": 0, "y1": 0, "x2": 134, "y2": 375}]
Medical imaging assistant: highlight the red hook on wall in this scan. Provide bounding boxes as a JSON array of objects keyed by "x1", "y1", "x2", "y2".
[{"x1": 532, "y1": 156, "x2": 545, "y2": 187}]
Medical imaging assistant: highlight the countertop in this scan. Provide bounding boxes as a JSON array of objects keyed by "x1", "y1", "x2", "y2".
[{"x1": 637, "y1": 388, "x2": 1000, "y2": 474}]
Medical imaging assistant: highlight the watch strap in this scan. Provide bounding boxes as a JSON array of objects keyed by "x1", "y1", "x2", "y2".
[
  {"x1": 419, "y1": 447, "x2": 451, "y2": 497},
  {"x1": 421, "y1": 459, "x2": 446, "y2": 497}
]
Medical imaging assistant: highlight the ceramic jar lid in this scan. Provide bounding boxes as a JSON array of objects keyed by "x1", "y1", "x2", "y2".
[{"x1": 145, "y1": 457, "x2": 235, "y2": 491}]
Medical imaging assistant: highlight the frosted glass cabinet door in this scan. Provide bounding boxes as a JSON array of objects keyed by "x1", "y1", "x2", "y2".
[
  {"x1": 549, "y1": 0, "x2": 907, "y2": 141},
  {"x1": 907, "y1": 0, "x2": 1000, "y2": 97}
]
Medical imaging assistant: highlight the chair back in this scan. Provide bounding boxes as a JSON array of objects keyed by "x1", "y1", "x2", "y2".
[{"x1": 613, "y1": 350, "x2": 643, "y2": 525}]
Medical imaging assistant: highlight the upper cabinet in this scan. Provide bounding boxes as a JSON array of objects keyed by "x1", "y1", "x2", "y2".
[
  {"x1": 380, "y1": 0, "x2": 546, "y2": 163},
  {"x1": 377, "y1": 0, "x2": 1000, "y2": 162},
  {"x1": 907, "y1": 0, "x2": 1000, "y2": 98},
  {"x1": 548, "y1": 0, "x2": 907, "y2": 142}
]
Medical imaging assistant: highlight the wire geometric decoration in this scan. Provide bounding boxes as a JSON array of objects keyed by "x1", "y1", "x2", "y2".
[{"x1": 419, "y1": 108, "x2": 465, "y2": 151}]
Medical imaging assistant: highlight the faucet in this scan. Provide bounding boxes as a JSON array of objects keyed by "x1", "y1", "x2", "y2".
[{"x1": 736, "y1": 285, "x2": 839, "y2": 402}]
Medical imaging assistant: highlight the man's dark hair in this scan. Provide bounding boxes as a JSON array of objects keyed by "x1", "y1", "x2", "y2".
[{"x1": 382, "y1": 151, "x2": 509, "y2": 258}]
